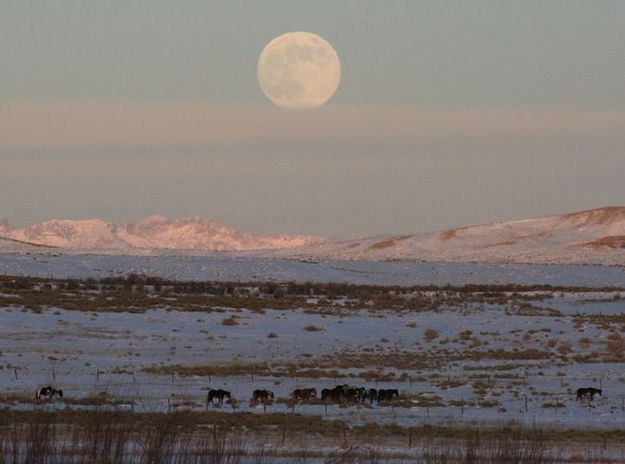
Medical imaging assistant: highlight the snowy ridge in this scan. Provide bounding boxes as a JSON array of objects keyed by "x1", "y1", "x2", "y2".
[
  {"x1": 0, "y1": 216, "x2": 322, "y2": 252},
  {"x1": 2, "y1": 207, "x2": 625, "y2": 264},
  {"x1": 287, "y1": 206, "x2": 625, "y2": 264},
  {"x1": 0, "y1": 236, "x2": 57, "y2": 253}
]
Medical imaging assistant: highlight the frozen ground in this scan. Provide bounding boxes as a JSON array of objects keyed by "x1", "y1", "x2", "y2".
[
  {"x1": 2, "y1": 295, "x2": 625, "y2": 429},
  {"x1": 1, "y1": 253, "x2": 625, "y2": 286},
  {"x1": 2, "y1": 256, "x2": 625, "y2": 444}
]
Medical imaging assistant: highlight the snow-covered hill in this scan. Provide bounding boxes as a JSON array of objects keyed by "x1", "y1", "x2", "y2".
[
  {"x1": 2, "y1": 207, "x2": 625, "y2": 264},
  {"x1": 0, "y1": 216, "x2": 321, "y2": 252},
  {"x1": 288, "y1": 206, "x2": 625, "y2": 265}
]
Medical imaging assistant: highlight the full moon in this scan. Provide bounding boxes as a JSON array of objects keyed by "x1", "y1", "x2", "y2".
[{"x1": 257, "y1": 32, "x2": 341, "y2": 109}]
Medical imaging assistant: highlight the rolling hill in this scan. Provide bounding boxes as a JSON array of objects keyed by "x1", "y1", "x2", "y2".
[
  {"x1": 288, "y1": 206, "x2": 625, "y2": 264},
  {"x1": 0, "y1": 216, "x2": 321, "y2": 252},
  {"x1": 2, "y1": 207, "x2": 625, "y2": 264}
]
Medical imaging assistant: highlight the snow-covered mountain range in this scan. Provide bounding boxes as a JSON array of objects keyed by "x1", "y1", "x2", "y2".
[
  {"x1": 1, "y1": 207, "x2": 625, "y2": 264},
  {"x1": 0, "y1": 216, "x2": 321, "y2": 252},
  {"x1": 289, "y1": 206, "x2": 625, "y2": 265}
]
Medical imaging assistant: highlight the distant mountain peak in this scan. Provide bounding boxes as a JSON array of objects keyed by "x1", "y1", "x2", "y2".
[
  {"x1": 135, "y1": 214, "x2": 169, "y2": 223},
  {"x1": 3, "y1": 207, "x2": 625, "y2": 264},
  {"x1": 1, "y1": 215, "x2": 323, "y2": 252}
]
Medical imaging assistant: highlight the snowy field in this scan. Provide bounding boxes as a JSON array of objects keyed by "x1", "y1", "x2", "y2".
[
  {"x1": 1, "y1": 253, "x2": 625, "y2": 464},
  {"x1": 2, "y1": 288, "x2": 625, "y2": 429},
  {"x1": 1, "y1": 252, "x2": 625, "y2": 286}
]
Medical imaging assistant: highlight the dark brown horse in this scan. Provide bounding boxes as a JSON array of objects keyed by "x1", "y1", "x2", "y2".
[
  {"x1": 321, "y1": 388, "x2": 341, "y2": 402},
  {"x1": 576, "y1": 387, "x2": 602, "y2": 401},
  {"x1": 207, "y1": 389, "x2": 231, "y2": 405},
  {"x1": 292, "y1": 388, "x2": 317, "y2": 401},
  {"x1": 252, "y1": 389, "x2": 274, "y2": 403},
  {"x1": 377, "y1": 389, "x2": 399, "y2": 404}
]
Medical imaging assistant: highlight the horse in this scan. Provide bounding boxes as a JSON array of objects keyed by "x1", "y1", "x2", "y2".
[
  {"x1": 322, "y1": 386, "x2": 347, "y2": 402},
  {"x1": 344, "y1": 387, "x2": 365, "y2": 403},
  {"x1": 252, "y1": 389, "x2": 274, "y2": 403},
  {"x1": 293, "y1": 388, "x2": 317, "y2": 401},
  {"x1": 367, "y1": 388, "x2": 378, "y2": 404},
  {"x1": 207, "y1": 389, "x2": 231, "y2": 405},
  {"x1": 576, "y1": 387, "x2": 602, "y2": 401},
  {"x1": 377, "y1": 389, "x2": 399, "y2": 403},
  {"x1": 36, "y1": 386, "x2": 63, "y2": 400},
  {"x1": 321, "y1": 388, "x2": 338, "y2": 402}
]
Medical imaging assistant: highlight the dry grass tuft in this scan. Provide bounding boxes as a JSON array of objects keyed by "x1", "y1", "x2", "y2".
[
  {"x1": 304, "y1": 324, "x2": 324, "y2": 332},
  {"x1": 424, "y1": 328, "x2": 440, "y2": 343},
  {"x1": 221, "y1": 317, "x2": 238, "y2": 326}
]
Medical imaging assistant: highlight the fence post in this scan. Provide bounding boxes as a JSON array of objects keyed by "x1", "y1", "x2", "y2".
[
  {"x1": 555, "y1": 397, "x2": 559, "y2": 415},
  {"x1": 14, "y1": 368, "x2": 17, "y2": 380}
]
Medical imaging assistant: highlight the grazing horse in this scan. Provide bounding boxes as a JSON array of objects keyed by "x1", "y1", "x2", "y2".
[
  {"x1": 377, "y1": 389, "x2": 399, "y2": 404},
  {"x1": 345, "y1": 387, "x2": 366, "y2": 403},
  {"x1": 36, "y1": 386, "x2": 63, "y2": 400},
  {"x1": 207, "y1": 389, "x2": 231, "y2": 405},
  {"x1": 292, "y1": 388, "x2": 317, "y2": 401},
  {"x1": 576, "y1": 387, "x2": 602, "y2": 401},
  {"x1": 334, "y1": 384, "x2": 348, "y2": 397},
  {"x1": 322, "y1": 387, "x2": 343, "y2": 402},
  {"x1": 252, "y1": 389, "x2": 274, "y2": 403}
]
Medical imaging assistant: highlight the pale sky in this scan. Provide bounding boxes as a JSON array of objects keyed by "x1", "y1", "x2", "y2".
[{"x1": 1, "y1": 1, "x2": 625, "y2": 237}]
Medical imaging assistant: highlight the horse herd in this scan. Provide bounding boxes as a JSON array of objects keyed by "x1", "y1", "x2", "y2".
[
  {"x1": 320, "y1": 385, "x2": 399, "y2": 404},
  {"x1": 32, "y1": 384, "x2": 398, "y2": 407},
  {"x1": 33, "y1": 384, "x2": 604, "y2": 406},
  {"x1": 208, "y1": 385, "x2": 401, "y2": 406}
]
